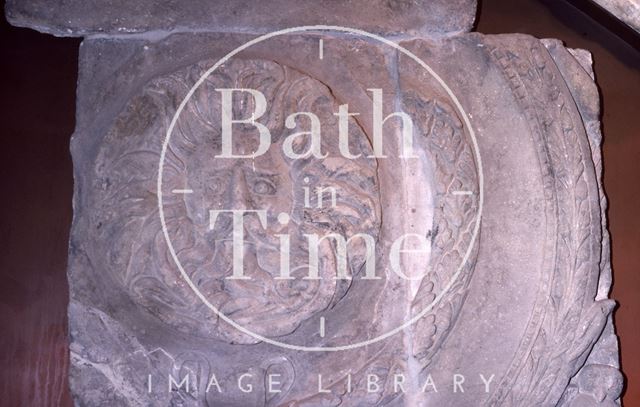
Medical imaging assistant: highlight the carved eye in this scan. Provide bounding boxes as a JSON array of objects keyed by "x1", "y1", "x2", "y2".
[{"x1": 253, "y1": 179, "x2": 276, "y2": 195}]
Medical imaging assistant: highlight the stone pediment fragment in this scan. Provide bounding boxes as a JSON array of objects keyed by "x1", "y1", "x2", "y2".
[{"x1": 5, "y1": 0, "x2": 623, "y2": 405}]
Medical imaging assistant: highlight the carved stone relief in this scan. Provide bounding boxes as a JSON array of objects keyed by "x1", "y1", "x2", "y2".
[{"x1": 5, "y1": 0, "x2": 623, "y2": 405}]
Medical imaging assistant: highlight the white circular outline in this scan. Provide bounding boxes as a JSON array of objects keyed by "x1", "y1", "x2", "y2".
[{"x1": 157, "y1": 25, "x2": 484, "y2": 352}]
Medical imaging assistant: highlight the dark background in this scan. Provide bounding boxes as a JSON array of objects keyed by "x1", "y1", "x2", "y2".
[{"x1": 0, "y1": 0, "x2": 638, "y2": 405}]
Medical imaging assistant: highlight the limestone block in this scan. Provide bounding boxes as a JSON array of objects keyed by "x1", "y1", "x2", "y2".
[
  {"x1": 593, "y1": 0, "x2": 640, "y2": 33},
  {"x1": 4, "y1": 0, "x2": 623, "y2": 405},
  {"x1": 61, "y1": 30, "x2": 621, "y2": 405},
  {"x1": 4, "y1": 0, "x2": 477, "y2": 37}
]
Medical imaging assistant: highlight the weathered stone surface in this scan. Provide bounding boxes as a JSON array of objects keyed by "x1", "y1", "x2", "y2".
[
  {"x1": 592, "y1": 0, "x2": 640, "y2": 33},
  {"x1": 60, "y1": 29, "x2": 622, "y2": 405},
  {"x1": 4, "y1": 0, "x2": 477, "y2": 37},
  {"x1": 4, "y1": 0, "x2": 623, "y2": 405},
  {"x1": 68, "y1": 31, "x2": 479, "y2": 405}
]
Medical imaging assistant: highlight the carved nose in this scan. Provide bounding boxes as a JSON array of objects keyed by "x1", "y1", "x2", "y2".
[{"x1": 230, "y1": 167, "x2": 252, "y2": 209}]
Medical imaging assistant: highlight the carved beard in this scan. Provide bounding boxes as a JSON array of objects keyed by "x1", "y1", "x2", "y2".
[{"x1": 201, "y1": 212, "x2": 339, "y2": 344}]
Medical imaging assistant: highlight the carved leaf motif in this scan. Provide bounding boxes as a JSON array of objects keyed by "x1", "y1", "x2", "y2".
[
  {"x1": 401, "y1": 94, "x2": 480, "y2": 368},
  {"x1": 485, "y1": 37, "x2": 618, "y2": 407},
  {"x1": 92, "y1": 58, "x2": 382, "y2": 345}
]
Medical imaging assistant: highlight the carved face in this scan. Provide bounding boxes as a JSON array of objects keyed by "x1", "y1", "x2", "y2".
[
  {"x1": 94, "y1": 58, "x2": 381, "y2": 343},
  {"x1": 90, "y1": 55, "x2": 480, "y2": 365}
]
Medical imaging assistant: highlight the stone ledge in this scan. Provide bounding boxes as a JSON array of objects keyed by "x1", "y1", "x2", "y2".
[{"x1": 5, "y1": 0, "x2": 477, "y2": 38}]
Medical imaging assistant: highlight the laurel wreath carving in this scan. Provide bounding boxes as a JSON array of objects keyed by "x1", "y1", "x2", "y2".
[
  {"x1": 401, "y1": 94, "x2": 480, "y2": 369},
  {"x1": 485, "y1": 36, "x2": 615, "y2": 406}
]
